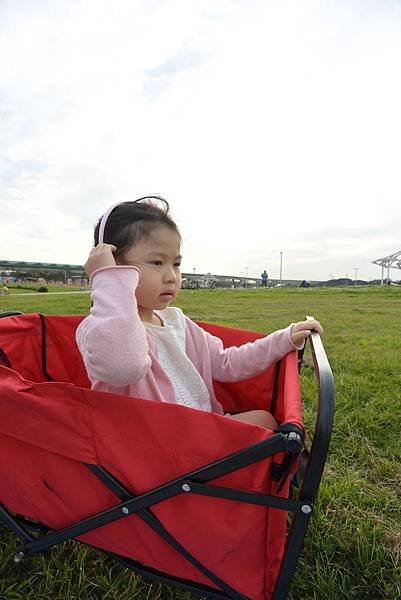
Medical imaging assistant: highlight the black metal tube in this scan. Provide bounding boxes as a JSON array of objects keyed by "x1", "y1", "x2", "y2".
[
  {"x1": 272, "y1": 507, "x2": 313, "y2": 600},
  {"x1": 300, "y1": 330, "x2": 335, "y2": 501},
  {"x1": 0, "y1": 505, "x2": 34, "y2": 543},
  {"x1": 184, "y1": 482, "x2": 299, "y2": 512}
]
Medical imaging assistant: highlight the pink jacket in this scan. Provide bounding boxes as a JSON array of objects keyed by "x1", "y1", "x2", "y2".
[{"x1": 76, "y1": 267, "x2": 300, "y2": 415}]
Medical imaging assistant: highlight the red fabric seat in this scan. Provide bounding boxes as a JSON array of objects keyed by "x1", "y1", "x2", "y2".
[{"x1": 0, "y1": 314, "x2": 303, "y2": 600}]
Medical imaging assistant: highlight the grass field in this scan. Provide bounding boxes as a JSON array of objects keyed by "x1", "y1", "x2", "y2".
[{"x1": 0, "y1": 286, "x2": 400, "y2": 599}]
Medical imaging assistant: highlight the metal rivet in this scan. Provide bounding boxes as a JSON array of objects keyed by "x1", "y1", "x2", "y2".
[
  {"x1": 182, "y1": 483, "x2": 191, "y2": 492},
  {"x1": 301, "y1": 504, "x2": 312, "y2": 515},
  {"x1": 121, "y1": 507, "x2": 129, "y2": 515}
]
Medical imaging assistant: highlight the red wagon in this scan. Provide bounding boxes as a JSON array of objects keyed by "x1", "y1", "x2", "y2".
[{"x1": 0, "y1": 311, "x2": 334, "y2": 600}]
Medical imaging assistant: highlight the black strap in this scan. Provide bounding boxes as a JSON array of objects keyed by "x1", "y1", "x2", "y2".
[
  {"x1": 270, "y1": 360, "x2": 282, "y2": 415},
  {"x1": 271, "y1": 424, "x2": 305, "y2": 490},
  {"x1": 272, "y1": 453, "x2": 298, "y2": 492},
  {"x1": 0, "y1": 311, "x2": 24, "y2": 318},
  {"x1": 297, "y1": 346, "x2": 306, "y2": 372},
  {"x1": 291, "y1": 447, "x2": 310, "y2": 488},
  {"x1": 39, "y1": 314, "x2": 52, "y2": 381}
]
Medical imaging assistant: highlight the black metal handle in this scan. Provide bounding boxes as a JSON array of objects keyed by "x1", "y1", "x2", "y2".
[
  {"x1": 300, "y1": 323, "x2": 335, "y2": 501},
  {"x1": 0, "y1": 311, "x2": 24, "y2": 318}
]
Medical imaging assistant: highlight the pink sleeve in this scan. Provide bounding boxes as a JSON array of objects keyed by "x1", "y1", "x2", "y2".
[
  {"x1": 76, "y1": 266, "x2": 152, "y2": 386},
  {"x1": 203, "y1": 324, "x2": 300, "y2": 382}
]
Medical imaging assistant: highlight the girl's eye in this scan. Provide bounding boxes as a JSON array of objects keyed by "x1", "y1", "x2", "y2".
[
  {"x1": 174, "y1": 262, "x2": 181, "y2": 268},
  {"x1": 151, "y1": 260, "x2": 163, "y2": 266}
]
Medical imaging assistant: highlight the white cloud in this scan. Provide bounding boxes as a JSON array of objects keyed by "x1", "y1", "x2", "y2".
[{"x1": 1, "y1": 0, "x2": 401, "y2": 280}]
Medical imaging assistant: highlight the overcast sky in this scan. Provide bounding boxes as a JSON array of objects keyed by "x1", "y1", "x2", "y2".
[{"x1": 1, "y1": 0, "x2": 401, "y2": 281}]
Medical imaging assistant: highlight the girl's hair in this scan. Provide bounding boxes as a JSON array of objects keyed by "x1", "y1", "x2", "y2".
[{"x1": 94, "y1": 196, "x2": 180, "y2": 257}]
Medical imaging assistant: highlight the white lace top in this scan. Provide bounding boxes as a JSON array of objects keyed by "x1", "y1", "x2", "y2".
[{"x1": 144, "y1": 308, "x2": 212, "y2": 412}]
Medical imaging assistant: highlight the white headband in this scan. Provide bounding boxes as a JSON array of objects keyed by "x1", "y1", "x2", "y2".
[
  {"x1": 97, "y1": 196, "x2": 167, "y2": 245},
  {"x1": 98, "y1": 202, "x2": 121, "y2": 245}
]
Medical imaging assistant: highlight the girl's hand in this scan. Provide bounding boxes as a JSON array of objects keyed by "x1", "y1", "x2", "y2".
[
  {"x1": 291, "y1": 319, "x2": 323, "y2": 347},
  {"x1": 84, "y1": 243, "x2": 117, "y2": 279}
]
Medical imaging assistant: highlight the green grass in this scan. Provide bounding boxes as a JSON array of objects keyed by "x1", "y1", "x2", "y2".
[
  {"x1": 1, "y1": 287, "x2": 400, "y2": 599},
  {"x1": 2, "y1": 283, "x2": 86, "y2": 294}
]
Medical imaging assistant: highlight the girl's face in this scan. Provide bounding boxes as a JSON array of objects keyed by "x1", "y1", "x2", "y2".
[{"x1": 117, "y1": 225, "x2": 182, "y2": 320}]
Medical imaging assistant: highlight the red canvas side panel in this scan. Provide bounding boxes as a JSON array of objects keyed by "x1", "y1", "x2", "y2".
[
  {"x1": 0, "y1": 435, "x2": 116, "y2": 532},
  {"x1": 198, "y1": 322, "x2": 302, "y2": 424},
  {"x1": 44, "y1": 316, "x2": 90, "y2": 388},
  {"x1": 0, "y1": 314, "x2": 45, "y2": 382},
  {"x1": 197, "y1": 322, "x2": 276, "y2": 413},
  {"x1": 264, "y1": 481, "x2": 292, "y2": 598},
  {"x1": 0, "y1": 314, "x2": 90, "y2": 387},
  {"x1": 0, "y1": 367, "x2": 97, "y2": 464},
  {"x1": 273, "y1": 351, "x2": 303, "y2": 429}
]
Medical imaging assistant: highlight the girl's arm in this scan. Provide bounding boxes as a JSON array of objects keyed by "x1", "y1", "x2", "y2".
[
  {"x1": 203, "y1": 325, "x2": 300, "y2": 382},
  {"x1": 76, "y1": 266, "x2": 152, "y2": 386},
  {"x1": 186, "y1": 317, "x2": 323, "y2": 381}
]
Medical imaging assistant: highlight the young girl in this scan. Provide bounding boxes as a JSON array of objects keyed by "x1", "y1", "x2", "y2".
[{"x1": 76, "y1": 196, "x2": 323, "y2": 429}]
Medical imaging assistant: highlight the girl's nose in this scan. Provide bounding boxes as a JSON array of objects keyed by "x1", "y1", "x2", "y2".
[{"x1": 163, "y1": 265, "x2": 177, "y2": 282}]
